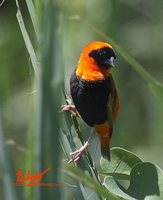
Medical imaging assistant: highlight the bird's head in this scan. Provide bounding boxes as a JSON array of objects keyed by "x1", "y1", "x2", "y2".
[
  {"x1": 88, "y1": 41, "x2": 116, "y2": 69},
  {"x1": 77, "y1": 41, "x2": 116, "y2": 80}
]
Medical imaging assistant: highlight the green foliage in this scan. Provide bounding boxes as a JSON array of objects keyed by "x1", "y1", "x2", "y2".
[{"x1": 101, "y1": 148, "x2": 163, "y2": 200}]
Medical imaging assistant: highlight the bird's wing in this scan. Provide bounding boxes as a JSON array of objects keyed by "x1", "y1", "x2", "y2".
[
  {"x1": 106, "y1": 75, "x2": 120, "y2": 137},
  {"x1": 111, "y1": 76, "x2": 120, "y2": 122}
]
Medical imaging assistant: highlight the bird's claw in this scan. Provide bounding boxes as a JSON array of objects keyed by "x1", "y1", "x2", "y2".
[
  {"x1": 60, "y1": 105, "x2": 80, "y2": 116},
  {"x1": 68, "y1": 142, "x2": 89, "y2": 164}
]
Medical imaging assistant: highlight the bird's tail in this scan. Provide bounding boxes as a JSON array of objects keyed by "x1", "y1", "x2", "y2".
[
  {"x1": 101, "y1": 144, "x2": 110, "y2": 161},
  {"x1": 95, "y1": 124, "x2": 111, "y2": 161}
]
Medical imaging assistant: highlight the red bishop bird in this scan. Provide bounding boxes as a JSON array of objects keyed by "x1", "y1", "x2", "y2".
[{"x1": 62, "y1": 41, "x2": 120, "y2": 163}]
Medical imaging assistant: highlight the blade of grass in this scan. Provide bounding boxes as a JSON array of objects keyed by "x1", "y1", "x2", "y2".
[
  {"x1": 25, "y1": 0, "x2": 39, "y2": 41},
  {"x1": 15, "y1": 0, "x2": 39, "y2": 79}
]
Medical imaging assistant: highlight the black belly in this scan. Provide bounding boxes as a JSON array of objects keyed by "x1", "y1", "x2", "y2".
[{"x1": 70, "y1": 69, "x2": 113, "y2": 127}]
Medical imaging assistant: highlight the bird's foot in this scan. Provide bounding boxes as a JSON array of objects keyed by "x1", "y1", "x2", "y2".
[
  {"x1": 60, "y1": 105, "x2": 80, "y2": 116},
  {"x1": 68, "y1": 141, "x2": 89, "y2": 163}
]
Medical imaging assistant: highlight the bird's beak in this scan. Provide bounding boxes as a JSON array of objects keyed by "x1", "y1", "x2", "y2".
[
  {"x1": 108, "y1": 56, "x2": 115, "y2": 68},
  {"x1": 103, "y1": 56, "x2": 115, "y2": 68}
]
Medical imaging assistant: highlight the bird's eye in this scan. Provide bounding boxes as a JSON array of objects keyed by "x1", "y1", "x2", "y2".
[{"x1": 103, "y1": 50, "x2": 106, "y2": 55}]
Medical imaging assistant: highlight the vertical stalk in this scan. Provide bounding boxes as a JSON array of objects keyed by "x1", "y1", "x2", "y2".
[{"x1": 35, "y1": 0, "x2": 63, "y2": 199}]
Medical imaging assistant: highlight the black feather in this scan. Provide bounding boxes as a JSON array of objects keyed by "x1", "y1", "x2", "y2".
[
  {"x1": 70, "y1": 69, "x2": 114, "y2": 127},
  {"x1": 101, "y1": 145, "x2": 111, "y2": 161}
]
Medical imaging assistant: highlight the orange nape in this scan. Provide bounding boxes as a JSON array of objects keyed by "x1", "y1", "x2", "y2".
[
  {"x1": 76, "y1": 41, "x2": 112, "y2": 81},
  {"x1": 95, "y1": 123, "x2": 110, "y2": 147}
]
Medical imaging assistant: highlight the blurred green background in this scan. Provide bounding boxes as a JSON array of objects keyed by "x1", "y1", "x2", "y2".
[{"x1": 0, "y1": 0, "x2": 163, "y2": 198}]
